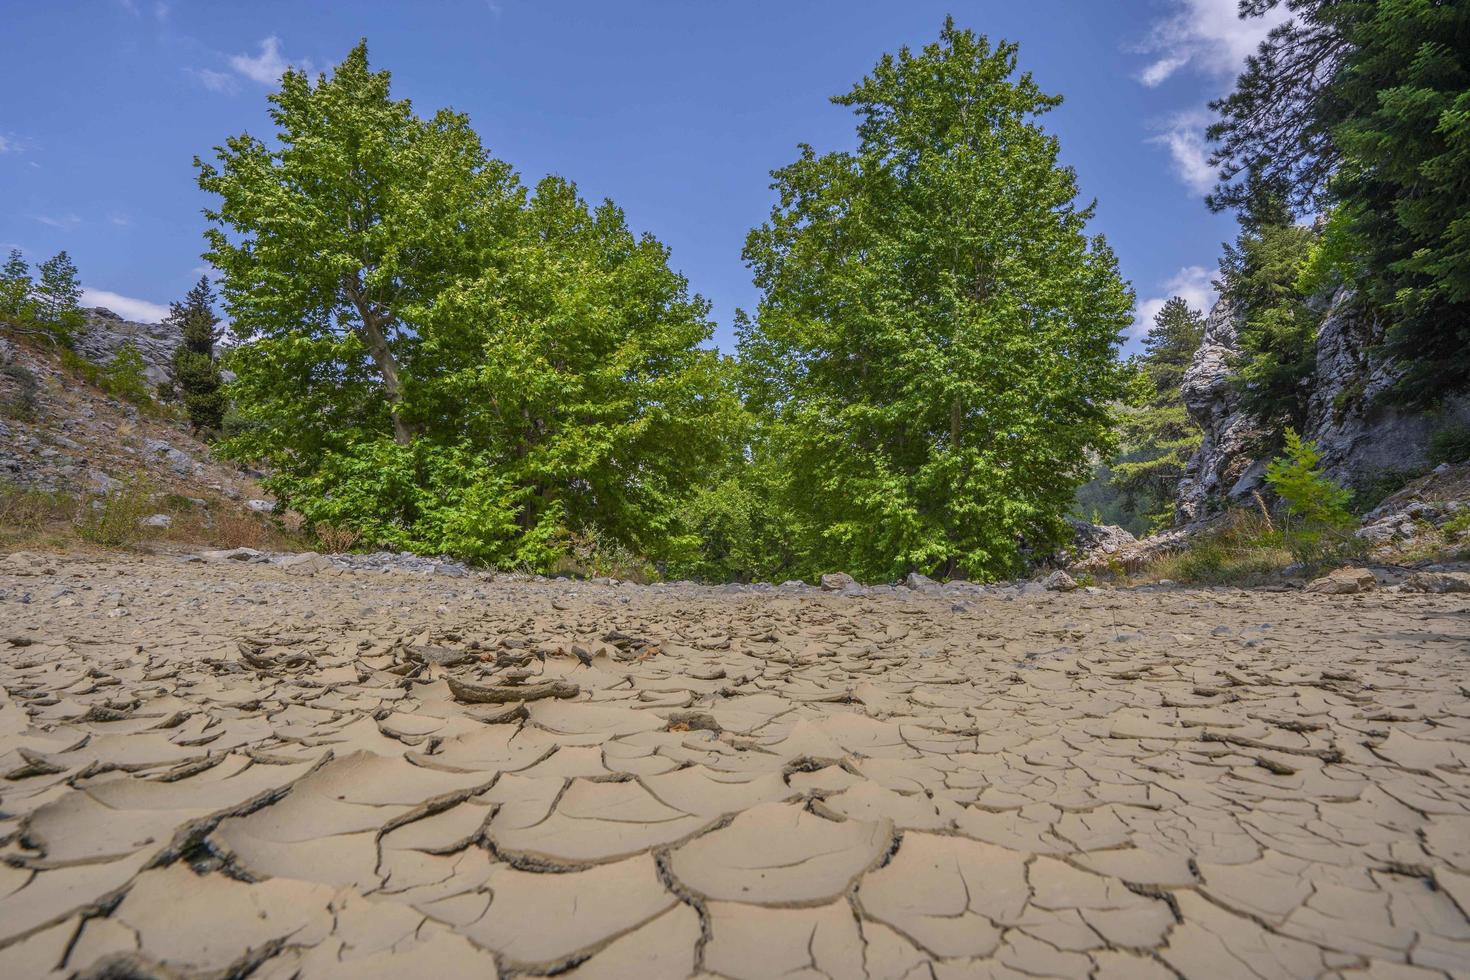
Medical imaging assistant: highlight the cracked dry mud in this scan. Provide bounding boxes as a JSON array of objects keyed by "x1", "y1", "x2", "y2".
[{"x1": 1, "y1": 555, "x2": 1469, "y2": 979}]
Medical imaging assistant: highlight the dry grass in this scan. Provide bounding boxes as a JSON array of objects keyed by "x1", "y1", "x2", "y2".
[
  {"x1": 1, "y1": 475, "x2": 306, "y2": 555},
  {"x1": 1127, "y1": 510, "x2": 1295, "y2": 586},
  {"x1": 314, "y1": 523, "x2": 361, "y2": 554}
]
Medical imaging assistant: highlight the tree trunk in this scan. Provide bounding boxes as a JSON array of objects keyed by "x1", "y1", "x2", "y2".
[{"x1": 344, "y1": 278, "x2": 414, "y2": 446}]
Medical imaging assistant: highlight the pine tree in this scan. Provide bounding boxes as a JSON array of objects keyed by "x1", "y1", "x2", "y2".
[
  {"x1": 166, "y1": 276, "x2": 225, "y2": 433},
  {"x1": 33, "y1": 251, "x2": 84, "y2": 343},
  {"x1": 1110, "y1": 297, "x2": 1206, "y2": 529},
  {"x1": 0, "y1": 250, "x2": 33, "y2": 324},
  {"x1": 1208, "y1": 0, "x2": 1470, "y2": 403}
]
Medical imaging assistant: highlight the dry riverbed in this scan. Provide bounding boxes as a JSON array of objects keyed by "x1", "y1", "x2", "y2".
[{"x1": 1, "y1": 551, "x2": 1469, "y2": 978}]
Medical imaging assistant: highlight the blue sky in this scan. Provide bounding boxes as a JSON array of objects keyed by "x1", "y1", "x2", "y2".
[{"x1": 0, "y1": 1, "x2": 1286, "y2": 352}]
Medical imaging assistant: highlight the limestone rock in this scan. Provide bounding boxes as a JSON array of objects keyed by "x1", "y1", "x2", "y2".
[
  {"x1": 1043, "y1": 570, "x2": 1078, "y2": 592},
  {"x1": 1305, "y1": 566, "x2": 1377, "y2": 595},
  {"x1": 71, "y1": 308, "x2": 181, "y2": 389},
  {"x1": 1403, "y1": 571, "x2": 1470, "y2": 594},
  {"x1": 820, "y1": 572, "x2": 856, "y2": 592},
  {"x1": 903, "y1": 571, "x2": 936, "y2": 590}
]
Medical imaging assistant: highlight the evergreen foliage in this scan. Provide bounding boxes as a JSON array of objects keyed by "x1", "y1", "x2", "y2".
[
  {"x1": 1209, "y1": 0, "x2": 1470, "y2": 403},
  {"x1": 1222, "y1": 199, "x2": 1322, "y2": 436},
  {"x1": 0, "y1": 250, "x2": 33, "y2": 323},
  {"x1": 738, "y1": 20, "x2": 1133, "y2": 581},
  {"x1": 1264, "y1": 427, "x2": 1357, "y2": 564},
  {"x1": 33, "y1": 251, "x2": 84, "y2": 343},
  {"x1": 0, "y1": 250, "x2": 84, "y2": 344},
  {"x1": 165, "y1": 276, "x2": 225, "y2": 434},
  {"x1": 1110, "y1": 297, "x2": 1206, "y2": 530}
]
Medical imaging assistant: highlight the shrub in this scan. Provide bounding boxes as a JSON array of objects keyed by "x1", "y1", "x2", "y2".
[
  {"x1": 75, "y1": 475, "x2": 156, "y2": 548},
  {"x1": 0, "y1": 363, "x2": 40, "y2": 420},
  {"x1": 1141, "y1": 510, "x2": 1292, "y2": 586},
  {"x1": 1429, "y1": 425, "x2": 1470, "y2": 467},
  {"x1": 101, "y1": 342, "x2": 152, "y2": 405},
  {"x1": 0, "y1": 481, "x2": 77, "y2": 529},
  {"x1": 1265, "y1": 428, "x2": 1359, "y2": 565},
  {"x1": 314, "y1": 522, "x2": 361, "y2": 554},
  {"x1": 556, "y1": 524, "x2": 655, "y2": 582}
]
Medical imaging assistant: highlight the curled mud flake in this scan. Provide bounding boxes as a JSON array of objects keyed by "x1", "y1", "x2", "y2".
[{"x1": 446, "y1": 676, "x2": 579, "y2": 704}]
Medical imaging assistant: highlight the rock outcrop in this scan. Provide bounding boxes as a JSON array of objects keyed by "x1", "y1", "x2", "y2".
[
  {"x1": 1174, "y1": 288, "x2": 1470, "y2": 523},
  {"x1": 1175, "y1": 298, "x2": 1268, "y2": 523},
  {"x1": 71, "y1": 307, "x2": 181, "y2": 388}
]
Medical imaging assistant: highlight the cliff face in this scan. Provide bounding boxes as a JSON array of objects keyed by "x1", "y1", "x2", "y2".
[
  {"x1": 1174, "y1": 289, "x2": 1470, "y2": 523},
  {"x1": 71, "y1": 307, "x2": 181, "y2": 388}
]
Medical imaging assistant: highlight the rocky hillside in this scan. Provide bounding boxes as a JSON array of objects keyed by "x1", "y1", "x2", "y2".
[
  {"x1": 1177, "y1": 288, "x2": 1470, "y2": 522},
  {"x1": 1, "y1": 309, "x2": 277, "y2": 545}
]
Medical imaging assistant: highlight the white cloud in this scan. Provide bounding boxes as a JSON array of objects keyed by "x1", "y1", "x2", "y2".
[
  {"x1": 109, "y1": 213, "x2": 131, "y2": 227},
  {"x1": 1135, "y1": 0, "x2": 1289, "y2": 87},
  {"x1": 1148, "y1": 111, "x2": 1216, "y2": 195},
  {"x1": 33, "y1": 214, "x2": 81, "y2": 231},
  {"x1": 0, "y1": 136, "x2": 10, "y2": 154},
  {"x1": 1131, "y1": 265, "x2": 1218, "y2": 339},
  {"x1": 187, "y1": 67, "x2": 238, "y2": 94},
  {"x1": 230, "y1": 36, "x2": 309, "y2": 86},
  {"x1": 81, "y1": 288, "x2": 169, "y2": 323}
]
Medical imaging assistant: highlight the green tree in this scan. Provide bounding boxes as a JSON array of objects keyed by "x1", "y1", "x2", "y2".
[
  {"x1": 0, "y1": 250, "x2": 33, "y2": 323},
  {"x1": 1265, "y1": 427, "x2": 1357, "y2": 564},
  {"x1": 1332, "y1": 0, "x2": 1470, "y2": 404},
  {"x1": 165, "y1": 276, "x2": 225, "y2": 433},
  {"x1": 200, "y1": 42, "x2": 734, "y2": 568},
  {"x1": 739, "y1": 20, "x2": 1134, "y2": 581},
  {"x1": 1209, "y1": 0, "x2": 1470, "y2": 403},
  {"x1": 33, "y1": 251, "x2": 84, "y2": 343},
  {"x1": 102, "y1": 341, "x2": 151, "y2": 405},
  {"x1": 1222, "y1": 194, "x2": 1321, "y2": 436},
  {"x1": 1110, "y1": 297, "x2": 1206, "y2": 530}
]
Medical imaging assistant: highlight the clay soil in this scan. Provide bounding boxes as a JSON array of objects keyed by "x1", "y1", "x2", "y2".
[{"x1": 2, "y1": 553, "x2": 1469, "y2": 978}]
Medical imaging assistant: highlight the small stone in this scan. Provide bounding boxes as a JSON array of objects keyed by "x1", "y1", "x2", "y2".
[
  {"x1": 140, "y1": 513, "x2": 172, "y2": 529},
  {"x1": 200, "y1": 547, "x2": 262, "y2": 562},
  {"x1": 1042, "y1": 570, "x2": 1078, "y2": 592},
  {"x1": 903, "y1": 572, "x2": 936, "y2": 590},
  {"x1": 820, "y1": 572, "x2": 856, "y2": 591}
]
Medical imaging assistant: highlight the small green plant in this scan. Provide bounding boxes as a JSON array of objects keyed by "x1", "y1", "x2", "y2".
[
  {"x1": 1265, "y1": 428, "x2": 1359, "y2": 565},
  {"x1": 1444, "y1": 509, "x2": 1470, "y2": 536},
  {"x1": 75, "y1": 475, "x2": 156, "y2": 548},
  {"x1": 1429, "y1": 425, "x2": 1470, "y2": 467},
  {"x1": 101, "y1": 342, "x2": 152, "y2": 405}
]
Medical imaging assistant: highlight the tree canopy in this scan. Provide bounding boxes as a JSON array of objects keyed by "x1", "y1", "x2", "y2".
[
  {"x1": 1110, "y1": 297, "x2": 1206, "y2": 530},
  {"x1": 736, "y1": 19, "x2": 1134, "y2": 581},
  {"x1": 1209, "y1": 0, "x2": 1470, "y2": 403},
  {"x1": 198, "y1": 42, "x2": 735, "y2": 568}
]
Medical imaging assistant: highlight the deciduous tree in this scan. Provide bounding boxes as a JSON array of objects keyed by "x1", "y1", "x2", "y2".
[{"x1": 739, "y1": 20, "x2": 1133, "y2": 581}]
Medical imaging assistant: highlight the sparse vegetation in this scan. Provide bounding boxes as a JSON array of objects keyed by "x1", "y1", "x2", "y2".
[
  {"x1": 74, "y1": 475, "x2": 156, "y2": 548},
  {"x1": 1135, "y1": 510, "x2": 1291, "y2": 587},
  {"x1": 313, "y1": 522, "x2": 361, "y2": 554},
  {"x1": 0, "y1": 362, "x2": 40, "y2": 420},
  {"x1": 1429, "y1": 425, "x2": 1470, "y2": 467}
]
